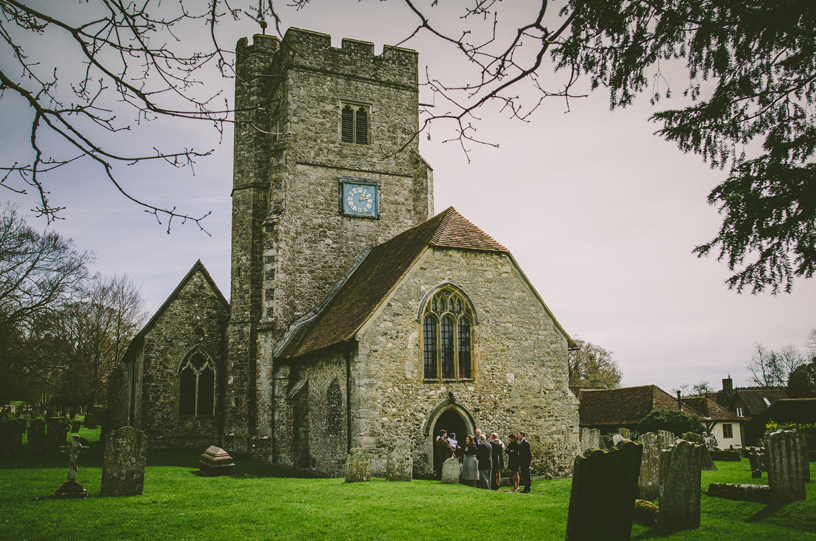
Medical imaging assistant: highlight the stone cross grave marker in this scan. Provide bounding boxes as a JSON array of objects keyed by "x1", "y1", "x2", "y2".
[
  {"x1": 565, "y1": 440, "x2": 643, "y2": 541},
  {"x1": 385, "y1": 446, "x2": 412, "y2": 482},
  {"x1": 55, "y1": 434, "x2": 90, "y2": 499},
  {"x1": 658, "y1": 440, "x2": 702, "y2": 532},
  {"x1": 345, "y1": 448, "x2": 372, "y2": 483},
  {"x1": 441, "y1": 457, "x2": 461, "y2": 484},
  {"x1": 101, "y1": 427, "x2": 149, "y2": 496},
  {"x1": 766, "y1": 429, "x2": 807, "y2": 504},
  {"x1": 27, "y1": 419, "x2": 47, "y2": 457}
]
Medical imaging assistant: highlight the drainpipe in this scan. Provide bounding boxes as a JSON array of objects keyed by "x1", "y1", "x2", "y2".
[{"x1": 345, "y1": 345, "x2": 352, "y2": 454}]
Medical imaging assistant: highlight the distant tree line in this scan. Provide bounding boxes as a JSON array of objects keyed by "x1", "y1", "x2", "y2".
[{"x1": 0, "y1": 204, "x2": 146, "y2": 409}]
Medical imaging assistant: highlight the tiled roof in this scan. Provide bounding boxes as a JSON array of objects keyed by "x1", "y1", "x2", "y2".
[
  {"x1": 578, "y1": 385, "x2": 704, "y2": 428},
  {"x1": 733, "y1": 389, "x2": 788, "y2": 416},
  {"x1": 278, "y1": 207, "x2": 511, "y2": 358},
  {"x1": 683, "y1": 397, "x2": 743, "y2": 422}
]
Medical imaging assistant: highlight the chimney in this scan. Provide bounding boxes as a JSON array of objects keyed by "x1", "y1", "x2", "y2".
[
  {"x1": 677, "y1": 390, "x2": 682, "y2": 410},
  {"x1": 722, "y1": 376, "x2": 733, "y2": 395}
]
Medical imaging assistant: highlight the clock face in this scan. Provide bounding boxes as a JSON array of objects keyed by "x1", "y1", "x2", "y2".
[{"x1": 343, "y1": 183, "x2": 378, "y2": 218}]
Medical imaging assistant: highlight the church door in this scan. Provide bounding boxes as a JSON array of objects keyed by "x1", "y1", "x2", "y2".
[{"x1": 432, "y1": 408, "x2": 468, "y2": 477}]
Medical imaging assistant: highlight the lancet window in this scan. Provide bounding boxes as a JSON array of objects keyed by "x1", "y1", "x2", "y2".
[
  {"x1": 179, "y1": 350, "x2": 215, "y2": 417},
  {"x1": 422, "y1": 287, "x2": 474, "y2": 380}
]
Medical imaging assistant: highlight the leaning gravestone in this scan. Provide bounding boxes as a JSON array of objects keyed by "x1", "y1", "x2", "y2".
[
  {"x1": 766, "y1": 429, "x2": 807, "y2": 504},
  {"x1": 385, "y1": 446, "x2": 412, "y2": 482},
  {"x1": 659, "y1": 440, "x2": 702, "y2": 532},
  {"x1": 441, "y1": 457, "x2": 461, "y2": 484},
  {"x1": 565, "y1": 441, "x2": 643, "y2": 541},
  {"x1": 639, "y1": 432, "x2": 663, "y2": 500},
  {"x1": 101, "y1": 427, "x2": 148, "y2": 496},
  {"x1": 345, "y1": 448, "x2": 372, "y2": 483},
  {"x1": 27, "y1": 419, "x2": 47, "y2": 456}
]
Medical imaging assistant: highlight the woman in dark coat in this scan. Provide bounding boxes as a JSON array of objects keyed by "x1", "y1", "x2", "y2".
[
  {"x1": 462, "y1": 435, "x2": 479, "y2": 487},
  {"x1": 505, "y1": 434, "x2": 520, "y2": 491}
]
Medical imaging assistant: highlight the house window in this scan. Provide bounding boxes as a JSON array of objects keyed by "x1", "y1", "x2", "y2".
[
  {"x1": 179, "y1": 351, "x2": 215, "y2": 417},
  {"x1": 736, "y1": 407, "x2": 744, "y2": 417},
  {"x1": 722, "y1": 424, "x2": 733, "y2": 438},
  {"x1": 341, "y1": 104, "x2": 370, "y2": 145},
  {"x1": 421, "y1": 287, "x2": 475, "y2": 380}
]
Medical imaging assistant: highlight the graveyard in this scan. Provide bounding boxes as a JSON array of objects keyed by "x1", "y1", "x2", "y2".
[{"x1": 0, "y1": 423, "x2": 814, "y2": 540}]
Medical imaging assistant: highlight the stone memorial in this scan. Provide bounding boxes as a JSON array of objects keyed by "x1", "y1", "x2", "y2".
[
  {"x1": 27, "y1": 419, "x2": 47, "y2": 456},
  {"x1": 618, "y1": 428, "x2": 632, "y2": 440},
  {"x1": 101, "y1": 427, "x2": 149, "y2": 496},
  {"x1": 795, "y1": 430, "x2": 810, "y2": 484},
  {"x1": 71, "y1": 420, "x2": 81, "y2": 433},
  {"x1": 658, "y1": 440, "x2": 702, "y2": 532},
  {"x1": 681, "y1": 432, "x2": 716, "y2": 470},
  {"x1": 441, "y1": 457, "x2": 461, "y2": 484},
  {"x1": 0, "y1": 420, "x2": 24, "y2": 459},
  {"x1": 345, "y1": 448, "x2": 372, "y2": 483},
  {"x1": 612, "y1": 434, "x2": 628, "y2": 447},
  {"x1": 639, "y1": 432, "x2": 663, "y2": 500},
  {"x1": 199, "y1": 446, "x2": 236, "y2": 477},
  {"x1": 385, "y1": 447, "x2": 412, "y2": 482},
  {"x1": 579, "y1": 427, "x2": 603, "y2": 454},
  {"x1": 766, "y1": 429, "x2": 806, "y2": 504},
  {"x1": 565, "y1": 440, "x2": 643, "y2": 541},
  {"x1": 47, "y1": 419, "x2": 69, "y2": 455},
  {"x1": 84, "y1": 413, "x2": 97, "y2": 429},
  {"x1": 54, "y1": 434, "x2": 90, "y2": 499},
  {"x1": 745, "y1": 448, "x2": 766, "y2": 478}
]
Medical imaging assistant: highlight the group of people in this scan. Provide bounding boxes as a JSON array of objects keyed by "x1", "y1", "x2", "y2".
[{"x1": 436, "y1": 428, "x2": 532, "y2": 493}]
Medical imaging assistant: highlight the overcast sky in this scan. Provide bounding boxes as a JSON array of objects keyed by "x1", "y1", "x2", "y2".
[{"x1": 2, "y1": 1, "x2": 814, "y2": 394}]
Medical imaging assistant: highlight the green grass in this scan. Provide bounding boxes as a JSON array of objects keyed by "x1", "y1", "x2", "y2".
[{"x1": 1, "y1": 444, "x2": 814, "y2": 540}]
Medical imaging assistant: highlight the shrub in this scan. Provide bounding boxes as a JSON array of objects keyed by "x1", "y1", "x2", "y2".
[{"x1": 636, "y1": 409, "x2": 704, "y2": 437}]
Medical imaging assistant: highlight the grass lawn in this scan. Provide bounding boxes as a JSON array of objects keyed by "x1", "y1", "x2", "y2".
[{"x1": 1, "y1": 436, "x2": 814, "y2": 540}]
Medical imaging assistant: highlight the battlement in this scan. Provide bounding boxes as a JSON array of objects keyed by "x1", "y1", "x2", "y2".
[{"x1": 236, "y1": 28, "x2": 417, "y2": 90}]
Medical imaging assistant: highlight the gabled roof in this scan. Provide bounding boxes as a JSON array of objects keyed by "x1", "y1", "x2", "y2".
[
  {"x1": 122, "y1": 260, "x2": 228, "y2": 360},
  {"x1": 731, "y1": 389, "x2": 788, "y2": 416},
  {"x1": 277, "y1": 207, "x2": 567, "y2": 358},
  {"x1": 578, "y1": 385, "x2": 704, "y2": 428},
  {"x1": 682, "y1": 396, "x2": 743, "y2": 422}
]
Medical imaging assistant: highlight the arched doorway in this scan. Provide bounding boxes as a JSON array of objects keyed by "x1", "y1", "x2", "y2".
[{"x1": 431, "y1": 407, "x2": 469, "y2": 478}]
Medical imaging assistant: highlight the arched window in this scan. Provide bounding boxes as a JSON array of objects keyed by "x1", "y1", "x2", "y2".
[
  {"x1": 179, "y1": 351, "x2": 215, "y2": 417},
  {"x1": 341, "y1": 103, "x2": 370, "y2": 145},
  {"x1": 421, "y1": 287, "x2": 475, "y2": 380}
]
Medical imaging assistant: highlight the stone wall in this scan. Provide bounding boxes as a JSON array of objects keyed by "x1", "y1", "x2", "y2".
[
  {"x1": 135, "y1": 267, "x2": 228, "y2": 450},
  {"x1": 352, "y1": 247, "x2": 579, "y2": 477}
]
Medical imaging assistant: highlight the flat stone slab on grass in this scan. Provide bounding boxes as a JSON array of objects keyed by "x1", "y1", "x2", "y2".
[{"x1": 707, "y1": 483, "x2": 770, "y2": 504}]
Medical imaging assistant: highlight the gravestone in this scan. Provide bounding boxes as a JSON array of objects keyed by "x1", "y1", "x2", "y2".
[
  {"x1": 658, "y1": 430, "x2": 675, "y2": 450},
  {"x1": 54, "y1": 435, "x2": 89, "y2": 499},
  {"x1": 639, "y1": 432, "x2": 663, "y2": 500},
  {"x1": 565, "y1": 441, "x2": 643, "y2": 541},
  {"x1": 441, "y1": 457, "x2": 461, "y2": 484},
  {"x1": 27, "y1": 419, "x2": 47, "y2": 456},
  {"x1": 618, "y1": 428, "x2": 631, "y2": 440},
  {"x1": 84, "y1": 413, "x2": 97, "y2": 429},
  {"x1": 612, "y1": 434, "x2": 628, "y2": 447},
  {"x1": 682, "y1": 432, "x2": 716, "y2": 470},
  {"x1": 579, "y1": 428, "x2": 603, "y2": 454},
  {"x1": 47, "y1": 419, "x2": 70, "y2": 455},
  {"x1": 745, "y1": 448, "x2": 766, "y2": 478},
  {"x1": 0, "y1": 420, "x2": 24, "y2": 459},
  {"x1": 385, "y1": 447, "x2": 412, "y2": 482},
  {"x1": 794, "y1": 431, "x2": 810, "y2": 484},
  {"x1": 199, "y1": 446, "x2": 236, "y2": 477},
  {"x1": 71, "y1": 420, "x2": 81, "y2": 433},
  {"x1": 766, "y1": 429, "x2": 806, "y2": 504},
  {"x1": 345, "y1": 448, "x2": 372, "y2": 483},
  {"x1": 658, "y1": 440, "x2": 702, "y2": 532},
  {"x1": 101, "y1": 427, "x2": 149, "y2": 496}
]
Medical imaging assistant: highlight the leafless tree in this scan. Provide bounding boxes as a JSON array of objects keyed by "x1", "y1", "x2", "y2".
[
  {"x1": 568, "y1": 337, "x2": 622, "y2": 389},
  {"x1": 747, "y1": 343, "x2": 806, "y2": 389}
]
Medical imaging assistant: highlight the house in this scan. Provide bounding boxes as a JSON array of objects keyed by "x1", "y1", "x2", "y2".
[
  {"x1": 109, "y1": 28, "x2": 580, "y2": 478},
  {"x1": 681, "y1": 396, "x2": 743, "y2": 449}
]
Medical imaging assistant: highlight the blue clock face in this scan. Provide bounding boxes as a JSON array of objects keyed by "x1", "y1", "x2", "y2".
[{"x1": 343, "y1": 183, "x2": 378, "y2": 218}]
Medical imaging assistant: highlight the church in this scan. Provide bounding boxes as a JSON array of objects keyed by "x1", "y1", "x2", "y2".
[{"x1": 110, "y1": 28, "x2": 580, "y2": 478}]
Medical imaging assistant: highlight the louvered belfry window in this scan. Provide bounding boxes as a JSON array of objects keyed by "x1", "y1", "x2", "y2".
[
  {"x1": 341, "y1": 103, "x2": 369, "y2": 145},
  {"x1": 421, "y1": 287, "x2": 475, "y2": 380}
]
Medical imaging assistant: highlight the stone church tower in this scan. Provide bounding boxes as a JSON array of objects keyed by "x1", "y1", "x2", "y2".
[{"x1": 225, "y1": 29, "x2": 434, "y2": 453}]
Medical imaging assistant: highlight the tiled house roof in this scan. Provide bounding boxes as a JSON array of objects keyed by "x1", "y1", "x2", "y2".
[
  {"x1": 682, "y1": 397, "x2": 743, "y2": 422},
  {"x1": 277, "y1": 207, "x2": 512, "y2": 358},
  {"x1": 578, "y1": 385, "x2": 704, "y2": 429}
]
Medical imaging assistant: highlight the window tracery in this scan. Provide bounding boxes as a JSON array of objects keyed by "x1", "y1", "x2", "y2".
[
  {"x1": 179, "y1": 350, "x2": 215, "y2": 417},
  {"x1": 421, "y1": 287, "x2": 474, "y2": 380}
]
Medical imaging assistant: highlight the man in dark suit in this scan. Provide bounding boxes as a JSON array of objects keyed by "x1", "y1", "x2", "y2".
[
  {"x1": 517, "y1": 431, "x2": 532, "y2": 493},
  {"x1": 489, "y1": 433, "x2": 505, "y2": 490},
  {"x1": 476, "y1": 434, "x2": 493, "y2": 489}
]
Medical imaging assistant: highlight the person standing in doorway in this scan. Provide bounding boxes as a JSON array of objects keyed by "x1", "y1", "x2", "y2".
[{"x1": 517, "y1": 431, "x2": 532, "y2": 493}]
